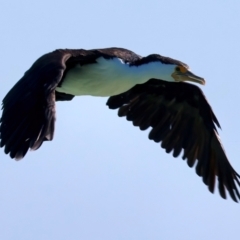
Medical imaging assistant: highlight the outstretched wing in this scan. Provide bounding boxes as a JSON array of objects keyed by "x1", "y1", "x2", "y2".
[
  {"x1": 0, "y1": 50, "x2": 72, "y2": 159},
  {"x1": 107, "y1": 79, "x2": 240, "y2": 202}
]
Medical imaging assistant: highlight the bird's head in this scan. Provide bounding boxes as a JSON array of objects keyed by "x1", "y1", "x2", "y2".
[
  {"x1": 141, "y1": 54, "x2": 205, "y2": 85},
  {"x1": 171, "y1": 64, "x2": 205, "y2": 85}
]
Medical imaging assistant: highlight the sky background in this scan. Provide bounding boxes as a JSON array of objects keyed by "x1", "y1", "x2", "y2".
[{"x1": 1, "y1": 1, "x2": 240, "y2": 239}]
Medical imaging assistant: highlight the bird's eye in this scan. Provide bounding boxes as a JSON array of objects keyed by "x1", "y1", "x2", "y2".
[{"x1": 175, "y1": 67, "x2": 180, "y2": 71}]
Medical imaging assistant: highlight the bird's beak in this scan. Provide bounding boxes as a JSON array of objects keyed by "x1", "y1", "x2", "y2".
[{"x1": 172, "y1": 70, "x2": 205, "y2": 85}]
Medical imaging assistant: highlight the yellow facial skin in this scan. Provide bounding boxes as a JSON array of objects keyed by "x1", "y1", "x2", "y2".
[{"x1": 172, "y1": 65, "x2": 205, "y2": 85}]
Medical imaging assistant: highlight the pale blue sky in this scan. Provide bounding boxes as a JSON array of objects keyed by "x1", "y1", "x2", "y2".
[{"x1": 1, "y1": 1, "x2": 240, "y2": 240}]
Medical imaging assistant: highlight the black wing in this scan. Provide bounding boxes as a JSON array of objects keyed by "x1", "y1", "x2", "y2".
[
  {"x1": 0, "y1": 50, "x2": 73, "y2": 159},
  {"x1": 107, "y1": 79, "x2": 240, "y2": 202}
]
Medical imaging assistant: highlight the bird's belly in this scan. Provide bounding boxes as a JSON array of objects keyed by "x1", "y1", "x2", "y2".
[
  {"x1": 56, "y1": 59, "x2": 144, "y2": 97},
  {"x1": 57, "y1": 75, "x2": 135, "y2": 97}
]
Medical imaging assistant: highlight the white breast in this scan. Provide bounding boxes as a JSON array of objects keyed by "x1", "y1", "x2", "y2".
[{"x1": 56, "y1": 57, "x2": 175, "y2": 97}]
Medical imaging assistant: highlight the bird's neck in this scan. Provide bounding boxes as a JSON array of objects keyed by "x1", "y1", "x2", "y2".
[{"x1": 129, "y1": 60, "x2": 175, "y2": 83}]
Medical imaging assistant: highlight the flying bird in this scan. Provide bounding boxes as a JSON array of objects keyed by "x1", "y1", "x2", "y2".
[{"x1": 1, "y1": 47, "x2": 239, "y2": 201}]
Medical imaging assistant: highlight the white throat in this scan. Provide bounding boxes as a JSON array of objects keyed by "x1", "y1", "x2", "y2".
[{"x1": 56, "y1": 57, "x2": 175, "y2": 97}]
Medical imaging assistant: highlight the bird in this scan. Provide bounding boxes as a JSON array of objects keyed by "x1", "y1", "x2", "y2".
[{"x1": 1, "y1": 47, "x2": 239, "y2": 202}]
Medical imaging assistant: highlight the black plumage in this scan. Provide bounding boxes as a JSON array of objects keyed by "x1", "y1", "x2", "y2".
[{"x1": 107, "y1": 79, "x2": 240, "y2": 201}]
